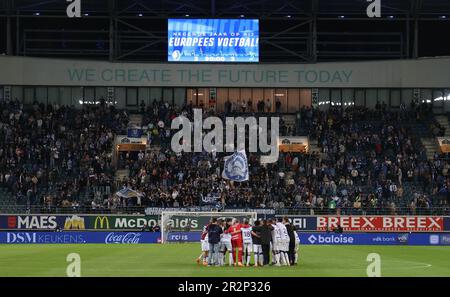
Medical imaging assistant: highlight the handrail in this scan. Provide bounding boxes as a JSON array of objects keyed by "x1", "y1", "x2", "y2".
[{"x1": 0, "y1": 205, "x2": 449, "y2": 216}]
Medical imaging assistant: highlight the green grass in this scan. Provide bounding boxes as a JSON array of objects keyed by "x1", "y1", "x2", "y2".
[{"x1": 0, "y1": 243, "x2": 449, "y2": 277}]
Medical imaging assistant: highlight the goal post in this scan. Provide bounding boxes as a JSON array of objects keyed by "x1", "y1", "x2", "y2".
[{"x1": 160, "y1": 211, "x2": 257, "y2": 243}]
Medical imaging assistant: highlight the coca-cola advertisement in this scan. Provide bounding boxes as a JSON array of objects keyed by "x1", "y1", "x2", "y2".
[
  {"x1": 105, "y1": 232, "x2": 143, "y2": 244},
  {"x1": 0, "y1": 232, "x2": 160, "y2": 244}
]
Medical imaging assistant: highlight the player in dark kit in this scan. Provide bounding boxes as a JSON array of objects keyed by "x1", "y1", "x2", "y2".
[{"x1": 251, "y1": 220, "x2": 263, "y2": 266}]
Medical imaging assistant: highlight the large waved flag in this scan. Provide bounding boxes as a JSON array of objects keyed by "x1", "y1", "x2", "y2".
[
  {"x1": 222, "y1": 150, "x2": 249, "y2": 182},
  {"x1": 115, "y1": 187, "x2": 143, "y2": 199}
]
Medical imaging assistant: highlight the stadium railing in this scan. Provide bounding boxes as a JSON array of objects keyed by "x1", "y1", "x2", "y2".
[
  {"x1": 276, "y1": 207, "x2": 450, "y2": 216},
  {"x1": 0, "y1": 205, "x2": 449, "y2": 216}
]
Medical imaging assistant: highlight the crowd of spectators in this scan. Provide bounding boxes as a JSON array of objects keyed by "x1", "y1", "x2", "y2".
[
  {"x1": 137, "y1": 98, "x2": 290, "y2": 151},
  {"x1": 120, "y1": 99, "x2": 285, "y2": 209},
  {"x1": 115, "y1": 101, "x2": 449, "y2": 215},
  {"x1": 1, "y1": 96, "x2": 449, "y2": 215},
  {"x1": 0, "y1": 98, "x2": 128, "y2": 209},
  {"x1": 287, "y1": 105, "x2": 449, "y2": 214}
]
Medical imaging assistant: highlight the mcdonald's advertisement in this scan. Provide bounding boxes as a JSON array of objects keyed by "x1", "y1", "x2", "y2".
[
  {"x1": 0, "y1": 214, "x2": 257, "y2": 231},
  {"x1": 0, "y1": 214, "x2": 160, "y2": 231},
  {"x1": 90, "y1": 215, "x2": 160, "y2": 230}
]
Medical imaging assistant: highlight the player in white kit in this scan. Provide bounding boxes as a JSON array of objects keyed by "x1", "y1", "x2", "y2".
[
  {"x1": 241, "y1": 219, "x2": 253, "y2": 266},
  {"x1": 294, "y1": 229, "x2": 300, "y2": 265},
  {"x1": 269, "y1": 219, "x2": 282, "y2": 266},
  {"x1": 197, "y1": 224, "x2": 209, "y2": 265},
  {"x1": 276, "y1": 218, "x2": 291, "y2": 266}
]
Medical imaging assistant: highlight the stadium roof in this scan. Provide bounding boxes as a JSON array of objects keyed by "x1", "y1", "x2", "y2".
[
  {"x1": 2, "y1": 0, "x2": 450, "y2": 19},
  {"x1": 0, "y1": 0, "x2": 449, "y2": 62}
]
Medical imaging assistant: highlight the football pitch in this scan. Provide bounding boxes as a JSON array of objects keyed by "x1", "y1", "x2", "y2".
[{"x1": 0, "y1": 243, "x2": 449, "y2": 277}]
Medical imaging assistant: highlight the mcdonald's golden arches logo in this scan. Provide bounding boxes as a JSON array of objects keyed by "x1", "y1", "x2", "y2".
[{"x1": 94, "y1": 216, "x2": 110, "y2": 229}]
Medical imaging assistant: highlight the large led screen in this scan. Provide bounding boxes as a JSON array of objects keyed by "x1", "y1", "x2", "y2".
[{"x1": 168, "y1": 18, "x2": 259, "y2": 62}]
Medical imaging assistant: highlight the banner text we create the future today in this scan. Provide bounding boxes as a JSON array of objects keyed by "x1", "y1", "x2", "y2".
[
  {"x1": 67, "y1": 67, "x2": 353, "y2": 86},
  {"x1": 2, "y1": 56, "x2": 450, "y2": 88}
]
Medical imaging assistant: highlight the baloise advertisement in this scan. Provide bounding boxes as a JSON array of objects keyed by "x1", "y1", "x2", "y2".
[{"x1": 298, "y1": 232, "x2": 450, "y2": 246}]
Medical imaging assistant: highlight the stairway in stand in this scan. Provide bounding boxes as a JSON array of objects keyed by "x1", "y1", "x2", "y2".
[
  {"x1": 435, "y1": 115, "x2": 450, "y2": 137},
  {"x1": 421, "y1": 115, "x2": 449, "y2": 160},
  {"x1": 281, "y1": 114, "x2": 296, "y2": 135},
  {"x1": 308, "y1": 138, "x2": 322, "y2": 155},
  {"x1": 421, "y1": 137, "x2": 439, "y2": 160},
  {"x1": 115, "y1": 169, "x2": 130, "y2": 184}
]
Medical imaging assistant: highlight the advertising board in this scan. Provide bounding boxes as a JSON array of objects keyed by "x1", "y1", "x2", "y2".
[
  {"x1": 0, "y1": 231, "x2": 160, "y2": 244},
  {"x1": 1, "y1": 214, "x2": 448, "y2": 232},
  {"x1": 316, "y1": 216, "x2": 444, "y2": 232},
  {"x1": 298, "y1": 232, "x2": 447, "y2": 245}
]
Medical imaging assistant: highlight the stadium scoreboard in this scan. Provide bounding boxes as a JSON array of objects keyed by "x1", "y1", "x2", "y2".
[{"x1": 168, "y1": 18, "x2": 259, "y2": 63}]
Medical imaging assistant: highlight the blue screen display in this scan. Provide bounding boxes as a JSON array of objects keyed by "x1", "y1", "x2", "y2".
[{"x1": 168, "y1": 18, "x2": 259, "y2": 63}]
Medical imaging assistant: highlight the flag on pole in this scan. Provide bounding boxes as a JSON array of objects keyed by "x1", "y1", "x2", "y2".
[
  {"x1": 222, "y1": 150, "x2": 249, "y2": 182},
  {"x1": 115, "y1": 187, "x2": 143, "y2": 199}
]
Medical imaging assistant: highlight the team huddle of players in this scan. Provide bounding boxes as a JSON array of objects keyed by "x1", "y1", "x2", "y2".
[{"x1": 197, "y1": 217, "x2": 300, "y2": 267}]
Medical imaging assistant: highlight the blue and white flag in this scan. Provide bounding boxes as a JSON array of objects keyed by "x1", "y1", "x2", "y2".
[
  {"x1": 222, "y1": 150, "x2": 249, "y2": 182},
  {"x1": 201, "y1": 192, "x2": 221, "y2": 205}
]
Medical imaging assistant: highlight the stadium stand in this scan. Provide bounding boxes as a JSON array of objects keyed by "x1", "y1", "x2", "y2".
[
  {"x1": 0, "y1": 100, "x2": 128, "y2": 211},
  {"x1": 1, "y1": 97, "x2": 449, "y2": 215},
  {"x1": 0, "y1": 0, "x2": 449, "y2": 218}
]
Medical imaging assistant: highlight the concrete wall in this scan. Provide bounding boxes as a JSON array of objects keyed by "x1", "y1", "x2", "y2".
[{"x1": 0, "y1": 56, "x2": 449, "y2": 88}]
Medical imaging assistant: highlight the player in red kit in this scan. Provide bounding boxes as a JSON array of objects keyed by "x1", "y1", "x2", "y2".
[{"x1": 228, "y1": 219, "x2": 244, "y2": 267}]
